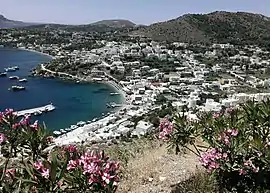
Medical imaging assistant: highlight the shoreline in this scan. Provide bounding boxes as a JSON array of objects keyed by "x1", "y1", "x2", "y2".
[
  {"x1": 14, "y1": 46, "x2": 129, "y2": 143},
  {"x1": 17, "y1": 47, "x2": 54, "y2": 59}
]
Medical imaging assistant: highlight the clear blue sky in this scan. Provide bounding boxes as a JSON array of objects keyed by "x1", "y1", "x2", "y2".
[{"x1": 0, "y1": 0, "x2": 268, "y2": 25}]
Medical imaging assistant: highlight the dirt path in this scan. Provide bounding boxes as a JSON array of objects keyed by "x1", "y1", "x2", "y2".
[{"x1": 117, "y1": 144, "x2": 201, "y2": 193}]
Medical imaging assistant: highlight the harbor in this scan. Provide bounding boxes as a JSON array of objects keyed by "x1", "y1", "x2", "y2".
[{"x1": 16, "y1": 104, "x2": 55, "y2": 117}]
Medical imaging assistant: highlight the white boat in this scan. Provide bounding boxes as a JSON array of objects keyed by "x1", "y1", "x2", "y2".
[
  {"x1": 110, "y1": 92, "x2": 120, "y2": 95},
  {"x1": 77, "y1": 121, "x2": 86, "y2": 126},
  {"x1": 5, "y1": 67, "x2": 16, "y2": 72},
  {"x1": 53, "y1": 131, "x2": 62, "y2": 135},
  {"x1": 9, "y1": 76, "x2": 19, "y2": 80},
  {"x1": 19, "y1": 78, "x2": 27, "y2": 82},
  {"x1": 0, "y1": 72, "x2": 7, "y2": 77},
  {"x1": 9, "y1": 85, "x2": 26, "y2": 91},
  {"x1": 60, "y1": 129, "x2": 66, "y2": 133}
]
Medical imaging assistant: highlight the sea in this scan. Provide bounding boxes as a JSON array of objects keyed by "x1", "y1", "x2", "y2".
[{"x1": 0, "y1": 48, "x2": 122, "y2": 131}]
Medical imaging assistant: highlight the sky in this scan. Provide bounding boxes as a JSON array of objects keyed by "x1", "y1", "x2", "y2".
[{"x1": 0, "y1": 0, "x2": 269, "y2": 25}]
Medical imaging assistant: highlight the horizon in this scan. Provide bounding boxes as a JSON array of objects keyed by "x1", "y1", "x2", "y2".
[{"x1": 0, "y1": 0, "x2": 269, "y2": 25}]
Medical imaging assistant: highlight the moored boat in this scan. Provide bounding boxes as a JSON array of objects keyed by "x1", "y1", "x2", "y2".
[
  {"x1": 19, "y1": 78, "x2": 27, "y2": 82},
  {"x1": 8, "y1": 85, "x2": 26, "y2": 91},
  {"x1": 0, "y1": 72, "x2": 7, "y2": 77},
  {"x1": 5, "y1": 67, "x2": 16, "y2": 72},
  {"x1": 110, "y1": 92, "x2": 120, "y2": 95},
  {"x1": 9, "y1": 76, "x2": 19, "y2": 80}
]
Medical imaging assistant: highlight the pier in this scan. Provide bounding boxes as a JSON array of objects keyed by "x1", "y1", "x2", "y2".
[{"x1": 17, "y1": 104, "x2": 55, "y2": 117}]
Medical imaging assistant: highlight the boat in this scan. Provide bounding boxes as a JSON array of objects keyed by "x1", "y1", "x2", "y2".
[
  {"x1": 5, "y1": 67, "x2": 16, "y2": 72},
  {"x1": 53, "y1": 131, "x2": 62, "y2": 135},
  {"x1": 9, "y1": 86, "x2": 26, "y2": 91},
  {"x1": 110, "y1": 92, "x2": 120, "y2": 95},
  {"x1": 34, "y1": 110, "x2": 42, "y2": 116},
  {"x1": 13, "y1": 66, "x2": 19, "y2": 70},
  {"x1": 18, "y1": 78, "x2": 27, "y2": 82},
  {"x1": 60, "y1": 129, "x2": 66, "y2": 133},
  {"x1": 9, "y1": 76, "x2": 19, "y2": 80},
  {"x1": 0, "y1": 72, "x2": 7, "y2": 77}
]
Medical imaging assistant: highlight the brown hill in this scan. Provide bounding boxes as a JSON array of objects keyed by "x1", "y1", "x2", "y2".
[
  {"x1": 91, "y1": 19, "x2": 136, "y2": 28},
  {"x1": 132, "y1": 11, "x2": 270, "y2": 45}
]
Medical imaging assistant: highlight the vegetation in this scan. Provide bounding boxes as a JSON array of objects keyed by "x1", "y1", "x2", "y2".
[
  {"x1": 133, "y1": 11, "x2": 270, "y2": 48},
  {"x1": 0, "y1": 109, "x2": 119, "y2": 192},
  {"x1": 161, "y1": 101, "x2": 270, "y2": 192}
]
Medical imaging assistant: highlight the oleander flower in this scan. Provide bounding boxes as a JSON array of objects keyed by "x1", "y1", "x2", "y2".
[
  {"x1": 67, "y1": 159, "x2": 79, "y2": 171},
  {"x1": 30, "y1": 120, "x2": 39, "y2": 131},
  {"x1": 34, "y1": 161, "x2": 44, "y2": 170},
  {"x1": 5, "y1": 168, "x2": 15, "y2": 179},
  {"x1": 41, "y1": 168, "x2": 49, "y2": 179},
  {"x1": 158, "y1": 119, "x2": 173, "y2": 140},
  {"x1": 0, "y1": 133, "x2": 5, "y2": 144}
]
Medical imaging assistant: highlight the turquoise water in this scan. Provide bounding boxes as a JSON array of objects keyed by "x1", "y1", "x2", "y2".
[{"x1": 0, "y1": 48, "x2": 122, "y2": 131}]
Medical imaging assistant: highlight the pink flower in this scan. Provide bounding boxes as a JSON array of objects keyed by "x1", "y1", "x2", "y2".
[
  {"x1": 30, "y1": 120, "x2": 39, "y2": 131},
  {"x1": 265, "y1": 142, "x2": 270, "y2": 147},
  {"x1": 4, "y1": 108, "x2": 14, "y2": 116},
  {"x1": 253, "y1": 167, "x2": 259, "y2": 173},
  {"x1": 33, "y1": 161, "x2": 44, "y2": 170},
  {"x1": 12, "y1": 123, "x2": 20, "y2": 129},
  {"x1": 0, "y1": 133, "x2": 5, "y2": 144},
  {"x1": 239, "y1": 168, "x2": 247, "y2": 175},
  {"x1": 244, "y1": 159, "x2": 253, "y2": 167},
  {"x1": 222, "y1": 153, "x2": 228, "y2": 159},
  {"x1": 227, "y1": 129, "x2": 238, "y2": 136},
  {"x1": 67, "y1": 159, "x2": 79, "y2": 171},
  {"x1": 20, "y1": 114, "x2": 31, "y2": 125},
  {"x1": 41, "y1": 168, "x2": 49, "y2": 179},
  {"x1": 67, "y1": 144, "x2": 77, "y2": 153},
  {"x1": 5, "y1": 168, "x2": 15, "y2": 178},
  {"x1": 225, "y1": 107, "x2": 234, "y2": 114},
  {"x1": 102, "y1": 172, "x2": 115, "y2": 184},
  {"x1": 213, "y1": 112, "x2": 220, "y2": 119},
  {"x1": 158, "y1": 119, "x2": 173, "y2": 140}
]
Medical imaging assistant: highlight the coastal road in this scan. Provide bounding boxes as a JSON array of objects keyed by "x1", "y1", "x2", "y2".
[{"x1": 41, "y1": 64, "x2": 85, "y2": 81}]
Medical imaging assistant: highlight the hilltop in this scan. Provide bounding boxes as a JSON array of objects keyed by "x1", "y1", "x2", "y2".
[
  {"x1": 0, "y1": 14, "x2": 38, "y2": 28},
  {"x1": 91, "y1": 19, "x2": 136, "y2": 28},
  {"x1": 131, "y1": 11, "x2": 270, "y2": 46}
]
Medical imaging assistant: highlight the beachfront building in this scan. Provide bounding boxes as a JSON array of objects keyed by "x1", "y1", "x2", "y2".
[{"x1": 132, "y1": 121, "x2": 153, "y2": 136}]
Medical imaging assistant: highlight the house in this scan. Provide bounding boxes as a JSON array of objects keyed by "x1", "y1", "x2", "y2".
[{"x1": 132, "y1": 121, "x2": 153, "y2": 136}]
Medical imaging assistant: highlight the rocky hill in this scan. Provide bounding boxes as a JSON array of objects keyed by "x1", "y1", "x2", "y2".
[
  {"x1": 0, "y1": 14, "x2": 38, "y2": 29},
  {"x1": 132, "y1": 11, "x2": 270, "y2": 45},
  {"x1": 91, "y1": 19, "x2": 136, "y2": 28}
]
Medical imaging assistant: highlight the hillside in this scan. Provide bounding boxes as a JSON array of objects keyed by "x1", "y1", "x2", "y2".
[
  {"x1": 0, "y1": 14, "x2": 38, "y2": 29},
  {"x1": 91, "y1": 19, "x2": 136, "y2": 28},
  {"x1": 132, "y1": 11, "x2": 270, "y2": 45}
]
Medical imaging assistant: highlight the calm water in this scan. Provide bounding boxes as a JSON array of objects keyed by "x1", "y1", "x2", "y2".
[{"x1": 0, "y1": 48, "x2": 122, "y2": 131}]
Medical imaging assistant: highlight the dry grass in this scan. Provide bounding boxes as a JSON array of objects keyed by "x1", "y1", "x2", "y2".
[{"x1": 115, "y1": 141, "x2": 200, "y2": 193}]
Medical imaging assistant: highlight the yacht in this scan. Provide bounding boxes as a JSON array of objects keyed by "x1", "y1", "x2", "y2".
[
  {"x1": 110, "y1": 92, "x2": 120, "y2": 96},
  {"x1": 5, "y1": 67, "x2": 16, "y2": 72},
  {"x1": 9, "y1": 76, "x2": 19, "y2": 80},
  {"x1": 0, "y1": 72, "x2": 7, "y2": 77},
  {"x1": 9, "y1": 86, "x2": 26, "y2": 91},
  {"x1": 18, "y1": 78, "x2": 27, "y2": 82}
]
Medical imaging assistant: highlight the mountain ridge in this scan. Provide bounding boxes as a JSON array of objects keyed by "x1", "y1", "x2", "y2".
[{"x1": 131, "y1": 11, "x2": 270, "y2": 46}]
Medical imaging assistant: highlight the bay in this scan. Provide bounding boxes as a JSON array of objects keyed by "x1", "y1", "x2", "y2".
[{"x1": 0, "y1": 48, "x2": 122, "y2": 131}]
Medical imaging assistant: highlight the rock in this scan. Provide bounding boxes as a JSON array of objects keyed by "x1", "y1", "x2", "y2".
[
  {"x1": 148, "y1": 177, "x2": 154, "y2": 182},
  {"x1": 159, "y1": 176, "x2": 166, "y2": 182}
]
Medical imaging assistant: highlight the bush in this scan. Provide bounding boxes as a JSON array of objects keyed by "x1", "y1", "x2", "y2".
[
  {"x1": 0, "y1": 109, "x2": 119, "y2": 192},
  {"x1": 160, "y1": 101, "x2": 270, "y2": 192}
]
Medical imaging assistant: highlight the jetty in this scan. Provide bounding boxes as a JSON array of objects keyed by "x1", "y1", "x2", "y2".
[{"x1": 17, "y1": 104, "x2": 55, "y2": 117}]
